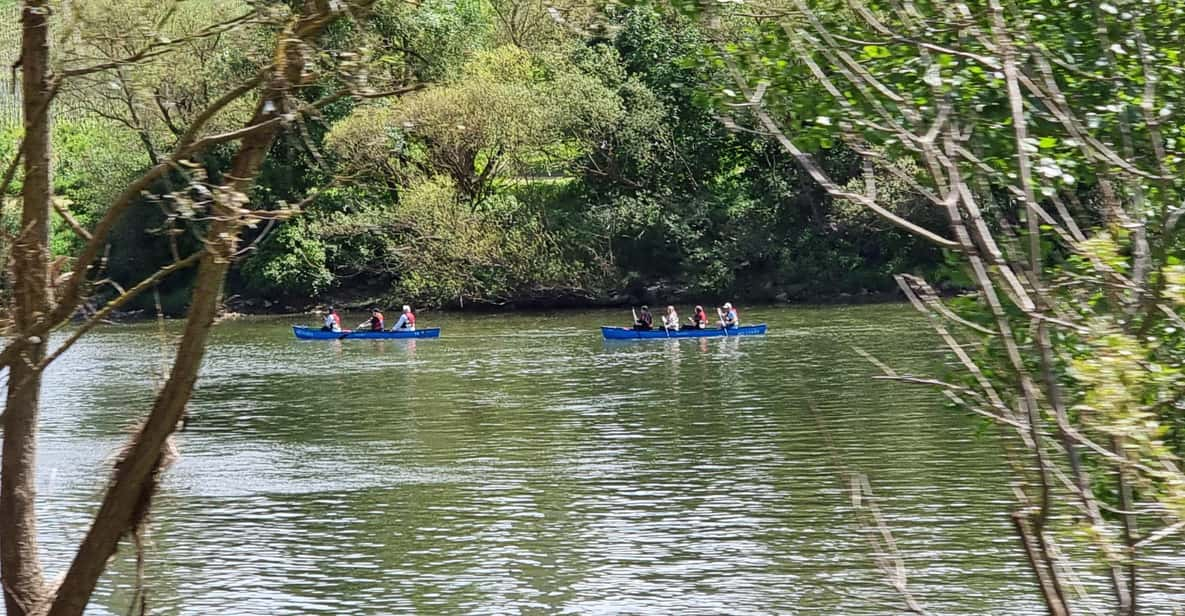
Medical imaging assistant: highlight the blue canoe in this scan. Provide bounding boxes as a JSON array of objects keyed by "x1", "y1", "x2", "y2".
[
  {"x1": 601, "y1": 324, "x2": 767, "y2": 340},
  {"x1": 293, "y1": 326, "x2": 440, "y2": 340}
]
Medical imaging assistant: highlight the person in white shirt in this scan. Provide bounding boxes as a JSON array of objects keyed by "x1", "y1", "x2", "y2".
[
  {"x1": 390, "y1": 305, "x2": 416, "y2": 331},
  {"x1": 661, "y1": 305, "x2": 680, "y2": 330},
  {"x1": 721, "y1": 302, "x2": 740, "y2": 328},
  {"x1": 321, "y1": 307, "x2": 341, "y2": 332}
]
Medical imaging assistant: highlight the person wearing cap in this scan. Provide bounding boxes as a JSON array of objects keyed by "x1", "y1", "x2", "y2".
[
  {"x1": 720, "y1": 302, "x2": 739, "y2": 329},
  {"x1": 687, "y1": 305, "x2": 708, "y2": 329},
  {"x1": 358, "y1": 307, "x2": 384, "y2": 331},
  {"x1": 633, "y1": 305, "x2": 654, "y2": 330},
  {"x1": 321, "y1": 306, "x2": 342, "y2": 332},
  {"x1": 390, "y1": 305, "x2": 416, "y2": 331}
]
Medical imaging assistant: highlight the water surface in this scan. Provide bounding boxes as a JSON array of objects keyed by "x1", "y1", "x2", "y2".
[{"x1": 26, "y1": 305, "x2": 1181, "y2": 614}]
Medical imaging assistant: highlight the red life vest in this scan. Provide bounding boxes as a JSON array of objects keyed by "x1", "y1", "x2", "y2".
[
  {"x1": 406, "y1": 312, "x2": 415, "y2": 326},
  {"x1": 372, "y1": 312, "x2": 384, "y2": 330}
]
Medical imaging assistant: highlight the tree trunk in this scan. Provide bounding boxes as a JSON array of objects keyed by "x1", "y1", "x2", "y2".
[{"x1": 1, "y1": 2, "x2": 52, "y2": 614}]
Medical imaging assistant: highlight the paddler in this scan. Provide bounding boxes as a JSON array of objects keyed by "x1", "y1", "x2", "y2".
[
  {"x1": 661, "y1": 305, "x2": 680, "y2": 331},
  {"x1": 390, "y1": 305, "x2": 416, "y2": 331},
  {"x1": 321, "y1": 306, "x2": 342, "y2": 332},
  {"x1": 687, "y1": 305, "x2": 708, "y2": 329},
  {"x1": 633, "y1": 305, "x2": 654, "y2": 330},
  {"x1": 358, "y1": 307, "x2": 384, "y2": 331},
  {"x1": 720, "y1": 302, "x2": 739, "y2": 329}
]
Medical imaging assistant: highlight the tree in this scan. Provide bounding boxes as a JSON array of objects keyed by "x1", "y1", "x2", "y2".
[
  {"x1": 416, "y1": 45, "x2": 614, "y2": 204},
  {"x1": 670, "y1": 0, "x2": 1185, "y2": 613},
  {"x1": 0, "y1": 2, "x2": 417, "y2": 614},
  {"x1": 488, "y1": 0, "x2": 565, "y2": 47},
  {"x1": 57, "y1": 0, "x2": 265, "y2": 165},
  {"x1": 330, "y1": 44, "x2": 620, "y2": 205},
  {"x1": 3, "y1": 3, "x2": 54, "y2": 612}
]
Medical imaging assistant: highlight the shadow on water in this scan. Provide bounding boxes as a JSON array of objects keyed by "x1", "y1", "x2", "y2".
[{"x1": 25, "y1": 305, "x2": 1184, "y2": 614}]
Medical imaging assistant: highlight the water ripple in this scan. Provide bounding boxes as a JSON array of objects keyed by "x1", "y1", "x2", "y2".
[{"x1": 19, "y1": 306, "x2": 1184, "y2": 615}]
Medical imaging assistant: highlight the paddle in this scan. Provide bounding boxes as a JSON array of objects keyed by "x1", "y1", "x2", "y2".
[
  {"x1": 631, "y1": 307, "x2": 639, "y2": 331},
  {"x1": 717, "y1": 308, "x2": 730, "y2": 336}
]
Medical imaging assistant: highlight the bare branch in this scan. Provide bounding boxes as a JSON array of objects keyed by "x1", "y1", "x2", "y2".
[{"x1": 58, "y1": 11, "x2": 260, "y2": 79}]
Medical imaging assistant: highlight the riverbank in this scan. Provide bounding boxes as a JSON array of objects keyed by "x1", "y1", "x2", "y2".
[
  {"x1": 70, "y1": 287, "x2": 907, "y2": 323},
  {"x1": 221, "y1": 286, "x2": 908, "y2": 318}
]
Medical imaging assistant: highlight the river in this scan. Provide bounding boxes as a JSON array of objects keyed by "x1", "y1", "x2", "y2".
[{"x1": 27, "y1": 304, "x2": 1183, "y2": 614}]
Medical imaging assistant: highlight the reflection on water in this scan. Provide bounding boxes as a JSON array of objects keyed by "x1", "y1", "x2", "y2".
[{"x1": 25, "y1": 305, "x2": 1184, "y2": 614}]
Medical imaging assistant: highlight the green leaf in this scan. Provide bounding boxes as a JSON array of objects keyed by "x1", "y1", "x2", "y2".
[{"x1": 862, "y1": 45, "x2": 890, "y2": 59}]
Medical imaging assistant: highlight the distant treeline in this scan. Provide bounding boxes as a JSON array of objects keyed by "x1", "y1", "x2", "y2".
[{"x1": 0, "y1": 0, "x2": 945, "y2": 314}]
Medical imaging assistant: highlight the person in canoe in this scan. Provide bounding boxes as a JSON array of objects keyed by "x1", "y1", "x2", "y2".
[
  {"x1": 687, "y1": 305, "x2": 708, "y2": 329},
  {"x1": 321, "y1": 306, "x2": 342, "y2": 332},
  {"x1": 390, "y1": 305, "x2": 416, "y2": 331},
  {"x1": 720, "y1": 302, "x2": 740, "y2": 329},
  {"x1": 661, "y1": 305, "x2": 680, "y2": 331},
  {"x1": 358, "y1": 307, "x2": 384, "y2": 331},
  {"x1": 633, "y1": 305, "x2": 654, "y2": 330}
]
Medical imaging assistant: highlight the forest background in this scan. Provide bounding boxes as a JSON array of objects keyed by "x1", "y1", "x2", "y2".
[{"x1": 0, "y1": 0, "x2": 944, "y2": 314}]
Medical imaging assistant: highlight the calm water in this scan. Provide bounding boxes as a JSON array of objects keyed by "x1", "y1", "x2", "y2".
[{"x1": 23, "y1": 305, "x2": 1181, "y2": 614}]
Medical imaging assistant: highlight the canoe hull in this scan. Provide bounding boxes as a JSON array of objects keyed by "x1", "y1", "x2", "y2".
[
  {"x1": 293, "y1": 326, "x2": 440, "y2": 340},
  {"x1": 601, "y1": 324, "x2": 767, "y2": 340}
]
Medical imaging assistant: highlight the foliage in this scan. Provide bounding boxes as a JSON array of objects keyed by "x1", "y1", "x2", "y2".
[
  {"x1": 330, "y1": 44, "x2": 621, "y2": 204},
  {"x1": 666, "y1": 0, "x2": 1185, "y2": 612},
  {"x1": 362, "y1": 0, "x2": 495, "y2": 83},
  {"x1": 57, "y1": 0, "x2": 265, "y2": 160},
  {"x1": 50, "y1": 120, "x2": 151, "y2": 254},
  {"x1": 21, "y1": 0, "x2": 953, "y2": 314},
  {"x1": 239, "y1": 218, "x2": 334, "y2": 295},
  {"x1": 241, "y1": 174, "x2": 585, "y2": 307}
]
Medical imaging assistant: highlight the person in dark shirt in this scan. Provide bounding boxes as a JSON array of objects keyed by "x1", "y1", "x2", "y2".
[
  {"x1": 634, "y1": 305, "x2": 654, "y2": 330},
  {"x1": 357, "y1": 308, "x2": 384, "y2": 331}
]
